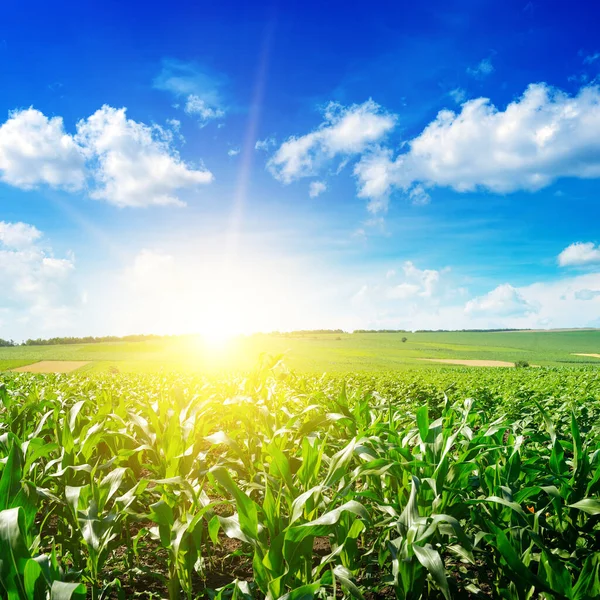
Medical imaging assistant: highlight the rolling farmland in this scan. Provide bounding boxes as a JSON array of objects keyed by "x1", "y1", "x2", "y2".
[{"x1": 1, "y1": 329, "x2": 600, "y2": 374}]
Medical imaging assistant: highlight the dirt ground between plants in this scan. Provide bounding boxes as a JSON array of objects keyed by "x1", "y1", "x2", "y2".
[
  {"x1": 572, "y1": 353, "x2": 600, "y2": 359},
  {"x1": 417, "y1": 358, "x2": 515, "y2": 367},
  {"x1": 12, "y1": 360, "x2": 91, "y2": 373}
]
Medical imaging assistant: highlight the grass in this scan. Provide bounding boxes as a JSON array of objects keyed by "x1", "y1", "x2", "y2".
[{"x1": 0, "y1": 330, "x2": 599, "y2": 373}]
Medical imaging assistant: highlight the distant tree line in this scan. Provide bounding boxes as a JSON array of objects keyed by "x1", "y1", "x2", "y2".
[
  {"x1": 269, "y1": 329, "x2": 345, "y2": 336},
  {"x1": 413, "y1": 328, "x2": 530, "y2": 333},
  {"x1": 22, "y1": 334, "x2": 165, "y2": 346},
  {"x1": 353, "y1": 329, "x2": 410, "y2": 333},
  {"x1": 1, "y1": 328, "x2": 537, "y2": 347}
]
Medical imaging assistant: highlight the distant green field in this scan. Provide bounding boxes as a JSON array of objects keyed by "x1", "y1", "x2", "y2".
[{"x1": 1, "y1": 329, "x2": 599, "y2": 373}]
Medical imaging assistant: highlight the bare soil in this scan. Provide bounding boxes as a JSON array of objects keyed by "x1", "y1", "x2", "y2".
[
  {"x1": 417, "y1": 358, "x2": 515, "y2": 367},
  {"x1": 572, "y1": 353, "x2": 600, "y2": 359},
  {"x1": 12, "y1": 360, "x2": 91, "y2": 373}
]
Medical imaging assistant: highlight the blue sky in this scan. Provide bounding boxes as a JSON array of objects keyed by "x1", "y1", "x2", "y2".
[{"x1": 1, "y1": 0, "x2": 600, "y2": 339}]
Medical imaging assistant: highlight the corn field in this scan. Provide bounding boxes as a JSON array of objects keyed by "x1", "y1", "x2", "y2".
[{"x1": 1, "y1": 360, "x2": 599, "y2": 599}]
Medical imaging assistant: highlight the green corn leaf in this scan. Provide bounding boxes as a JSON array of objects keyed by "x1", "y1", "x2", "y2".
[
  {"x1": 278, "y1": 581, "x2": 322, "y2": 600},
  {"x1": 535, "y1": 401, "x2": 556, "y2": 444},
  {"x1": 573, "y1": 553, "x2": 600, "y2": 600},
  {"x1": 285, "y1": 500, "x2": 368, "y2": 543},
  {"x1": 98, "y1": 467, "x2": 129, "y2": 508},
  {"x1": 416, "y1": 406, "x2": 429, "y2": 442},
  {"x1": 0, "y1": 441, "x2": 23, "y2": 511},
  {"x1": 267, "y1": 442, "x2": 295, "y2": 493},
  {"x1": 412, "y1": 544, "x2": 451, "y2": 600},
  {"x1": 50, "y1": 581, "x2": 87, "y2": 600},
  {"x1": 208, "y1": 514, "x2": 221, "y2": 545},
  {"x1": 0, "y1": 507, "x2": 31, "y2": 600},
  {"x1": 485, "y1": 496, "x2": 529, "y2": 521},
  {"x1": 210, "y1": 466, "x2": 259, "y2": 542},
  {"x1": 23, "y1": 558, "x2": 44, "y2": 600},
  {"x1": 493, "y1": 529, "x2": 554, "y2": 595},
  {"x1": 324, "y1": 438, "x2": 357, "y2": 487},
  {"x1": 398, "y1": 476, "x2": 420, "y2": 533},
  {"x1": 568, "y1": 498, "x2": 600, "y2": 515},
  {"x1": 148, "y1": 500, "x2": 174, "y2": 527},
  {"x1": 539, "y1": 549, "x2": 573, "y2": 599},
  {"x1": 329, "y1": 565, "x2": 364, "y2": 600}
]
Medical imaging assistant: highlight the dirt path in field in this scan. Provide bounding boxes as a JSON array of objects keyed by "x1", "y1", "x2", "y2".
[
  {"x1": 12, "y1": 361, "x2": 91, "y2": 373},
  {"x1": 572, "y1": 353, "x2": 600, "y2": 358},
  {"x1": 417, "y1": 358, "x2": 515, "y2": 367}
]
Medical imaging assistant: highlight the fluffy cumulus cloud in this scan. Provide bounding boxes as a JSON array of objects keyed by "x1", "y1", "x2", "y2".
[
  {"x1": 0, "y1": 105, "x2": 213, "y2": 207},
  {"x1": 352, "y1": 262, "x2": 449, "y2": 312},
  {"x1": 75, "y1": 106, "x2": 212, "y2": 207},
  {"x1": 346, "y1": 261, "x2": 600, "y2": 331},
  {"x1": 348, "y1": 261, "x2": 481, "y2": 331},
  {"x1": 0, "y1": 221, "x2": 42, "y2": 248},
  {"x1": 185, "y1": 95, "x2": 225, "y2": 125},
  {"x1": 558, "y1": 242, "x2": 600, "y2": 267},
  {"x1": 154, "y1": 59, "x2": 226, "y2": 126},
  {"x1": 355, "y1": 83, "x2": 600, "y2": 207},
  {"x1": 309, "y1": 180, "x2": 327, "y2": 198},
  {"x1": 398, "y1": 261, "x2": 441, "y2": 298},
  {"x1": 465, "y1": 284, "x2": 536, "y2": 317},
  {"x1": 0, "y1": 221, "x2": 78, "y2": 335},
  {"x1": 0, "y1": 109, "x2": 86, "y2": 190},
  {"x1": 267, "y1": 100, "x2": 396, "y2": 183}
]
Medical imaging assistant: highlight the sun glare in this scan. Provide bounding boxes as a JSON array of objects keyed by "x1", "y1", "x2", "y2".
[{"x1": 200, "y1": 325, "x2": 235, "y2": 350}]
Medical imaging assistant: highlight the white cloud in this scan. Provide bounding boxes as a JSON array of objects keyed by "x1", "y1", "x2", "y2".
[
  {"x1": 255, "y1": 136, "x2": 276, "y2": 152},
  {"x1": 166, "y1": 118, "x2": 181, "y2": 130},
  {"x1": 401, "y1": 261, "x2": 441, "y2": 298},
  {"x1": 574, "y1": 289, "x2": 600, "y2": 300},
  {"x1": 75, "y1": 105, "x2": 213, "y2": 207},
  {"x1": 583, "y1": 52, "x2": 600, "y2": 65},
  {"x1": 449, "y1": 88, "x2": 467, "y2": 104},
  {"x1": 408, "y1": 184, "x2": 430, "y2": 205},
  {"x1": 185, "y1": 95, "x2": 225, "y2": 126},
  {"x1": 0, "y1": 221, "x2": 42, "y2": 248},
  {"x1": 0, "y1": 222, "x2": 77, "y2": 333},
  {"x1": 228, "y1": 147, "x2": 240, "y2": 157},
  {"x1": 347, "y1": 260, "x2": 600, "y2": 331},
  {"x1": 558, "y1": 242, "x2": 600, "y2": 266},
  {"x1": 0, "y1": 105, "x2": 213, "y2": 208},
  {"x1": 267, "y1": 100, "x2": 396, "y2": 183},
  {"x1": 387, "y1": 282, "x2": 420, "y2": 299},
  {"x1": 0, "y1": 108, "x2": 86, "y2": 190},
  {"x1": 465, "y1": 284, "x2": 536, "y2": 317},
  {"x1": 154, "y1": 59, "x2": 226, "y2": 126},
  {"x1": 348, "y1": 262, "x2": 470, "y2": 331},
  {"x1": 355, "y1": 83, "x2": 600, "y2": 207},
  {"x1": 353, "y1": 261, "x2": 445, "y2": 308},
  {"x1": 467, "y1": 58, "x2": 494, "y2": 78},
  {"x1": 309, "y1": 180, "x2": 327, "y2": 198}
]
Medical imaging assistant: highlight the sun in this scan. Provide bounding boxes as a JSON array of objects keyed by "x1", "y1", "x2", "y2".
[{"x1": 200, "y1": 325, "x2": 235, "y2": 350}]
